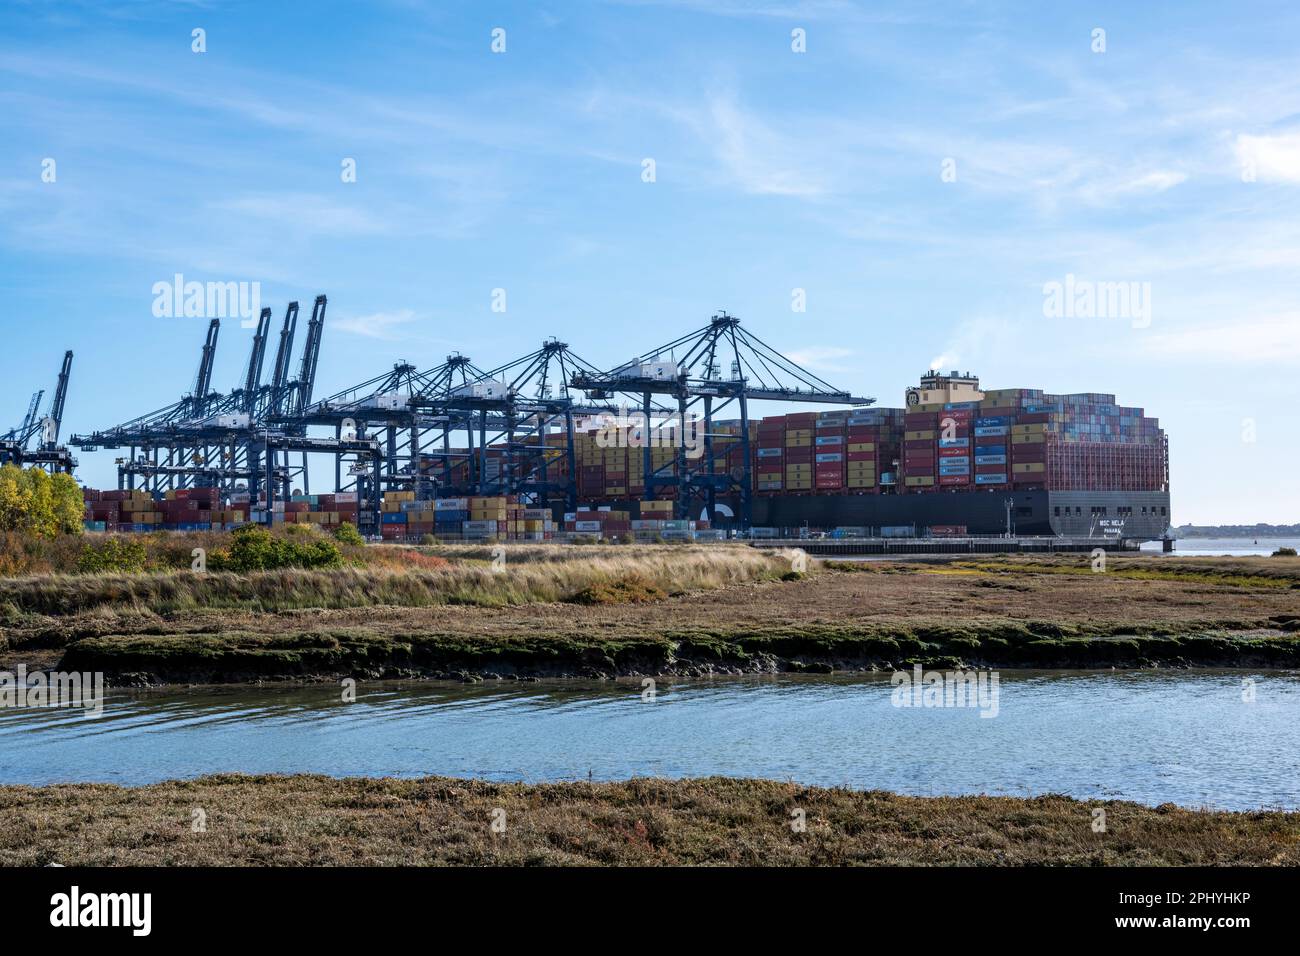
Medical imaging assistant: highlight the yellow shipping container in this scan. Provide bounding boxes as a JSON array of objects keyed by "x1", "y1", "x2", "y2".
[
  {"x1": 905, "y1": 430, "x2": 936, "y2": 441},
  {"x1": 1011, "y1": 433, "x2": 1045, "y2": 445},
  {"x1": 1013, "y1": 462, "x2": 1046, "y2": 473},
  {"x1": 847, "y1": 442, "x2": 875, "y2": 452},
  {"x1": 905, "y1": 476, "x2": 936, "y2": 487}
]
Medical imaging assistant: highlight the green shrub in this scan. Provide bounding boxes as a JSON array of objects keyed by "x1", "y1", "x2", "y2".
[
  {"x1": 77, "y1": 537, "x2": 148, "y2": 573},
  {"x1": 1273, "y1": 547, "x2": 1298, "y2": 557},
  {"x1": 419, "y1": 533, "x2": 437, "y2": 546},
  {"x1": 333, "y1": 523, "x2": 365, "y2": 546},
  {"x1": 208, "y1": 525, "x2": 343, "y2": 572}
]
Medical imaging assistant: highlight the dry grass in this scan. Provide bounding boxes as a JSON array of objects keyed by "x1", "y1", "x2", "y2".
[
  {"x1": 0, "y1": 544, "x2": 793, "y2": 616},
  {"x1": 1, "y1": 773, "x2": 1294, "y2": 866}
]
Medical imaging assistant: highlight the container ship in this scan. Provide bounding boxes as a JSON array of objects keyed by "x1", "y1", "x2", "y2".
[{"x1": 748, "y1": 370, "x2": 1170, "y2": 539}]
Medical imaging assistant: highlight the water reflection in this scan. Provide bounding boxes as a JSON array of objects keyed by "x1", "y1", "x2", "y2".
[{"x1": 0, "y1": 671, "x2": 1296, "y2": 810}]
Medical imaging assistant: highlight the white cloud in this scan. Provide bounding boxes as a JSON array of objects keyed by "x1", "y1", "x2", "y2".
[
  {"x1": 1235, "y1": 131, "x2": 1300, "y2": 183},
  {"x1": 333, "y1": 309, "x2": 419, "y2": 340},
  {"x1": 705, "y1": 93, "x2": 826, "y2": 198},
  {"x1": 211, "y1": 195, "x2": 391, "y2": 236},
  {"x1": 785, "y1": 345, "x2": 854, "y2": 372},
  {"x1": 1142, "y1": 314, "x2": 1300, "y2": 363}
]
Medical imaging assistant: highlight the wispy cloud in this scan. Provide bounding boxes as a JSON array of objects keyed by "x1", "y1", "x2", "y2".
[
  {"x1": 785, "y1": 345, "x2": 854, "y2": 372},
  {"x1": 1141, "y1": 314, "x2": 1300, "y2": 363},
  {"x1": 704, "y1": 92, "x2": 826, "y2": 198},
  {"x1": 1235, "y1": 131, "x2": 1300, "y2": 183},
  {"x1": 333, "y1": 309, "x2": 420, "y2": 340}
]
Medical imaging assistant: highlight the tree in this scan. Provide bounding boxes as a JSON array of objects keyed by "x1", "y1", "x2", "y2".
[{"x1": 0, "y1": 464, "x2": 84, "y2": 539}]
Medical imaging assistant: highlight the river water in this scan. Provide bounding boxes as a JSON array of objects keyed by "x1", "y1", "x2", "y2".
[
  {"x1": 1142, "y1": 537, "x2": 1300, "y2": 557},
  {"x1": 2, "y1": 671, "x2": 1297, "y2": 810}
]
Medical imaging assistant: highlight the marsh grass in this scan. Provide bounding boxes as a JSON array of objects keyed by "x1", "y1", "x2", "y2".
[
  {"x1": 0, "y1": 545, "x2": 794, "y2": 616},
  {"x1": 2, "y1": 773, "x2": 1295, "y2": 866}
]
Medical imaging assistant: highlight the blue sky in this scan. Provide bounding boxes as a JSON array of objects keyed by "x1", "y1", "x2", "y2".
[{"x1": 2, "y1": 0, "x2": 1298, "y2": 523}]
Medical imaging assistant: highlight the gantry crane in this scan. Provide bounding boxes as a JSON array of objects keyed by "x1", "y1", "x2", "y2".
[
  {"x1": 570, "y1": 312, "x2": 871, "y2": 527},
  {"x1": 1, "y1": 351, "x2": 76, "y2": 473}
]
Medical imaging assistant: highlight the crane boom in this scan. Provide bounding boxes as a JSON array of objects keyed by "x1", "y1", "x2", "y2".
[
  {"x1": 191, "y1": 319, "x2": 220, "y2": 414},
  {"x1": 293, "y1": 294, "x2": 326, "y2": 415},
  {"x1": 269, "y1": 301, "x2": 299, "y2": 416},
  {"x1": 47, "y1": 350, "x2": 72, "y2": 446},
  {"x1": 242, "y1": 308, "x2": 272, "y2": 412}
]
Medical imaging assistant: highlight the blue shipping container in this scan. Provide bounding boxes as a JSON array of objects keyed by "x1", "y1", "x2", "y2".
[
  {"x1": 974, "y1": 416, "x2": 1011, "y2": 427},
  {"x1": 975, "y1": 443, "x2": 1007, "y2": 455},
  {"x1": 975, "y1": 474, "x2": 1007, "y2": 485},
  {"x1": 974, "y1": 426, "x2": 1009, "y2": 437},
  {"x1": 381, "y1": 513, "x2": 408, "y2": 524},
  {"x1": 975, "y1": 455, "x2": 1007, "y2": 465},
  {"x1": 938, "y1": 437, "x2": 969, "y2": 448}
]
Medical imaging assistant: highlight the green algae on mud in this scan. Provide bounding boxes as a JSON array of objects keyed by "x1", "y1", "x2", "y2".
[{"x1": 52, "y1": 620, "x2": 1300, "y2": 686}]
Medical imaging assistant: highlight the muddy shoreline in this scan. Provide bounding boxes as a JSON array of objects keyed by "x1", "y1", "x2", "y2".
[{"x1": 64, "y1": 628, "x2": 1300, "y2": 688}]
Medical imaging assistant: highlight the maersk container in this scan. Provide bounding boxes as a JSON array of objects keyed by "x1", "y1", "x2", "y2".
[
  {"x1": 975, "y1": 473, "x2": 1007, "y2": 485},
  {"x1": 880, "y1": 525, "x2": 914, "y2": 538},
  {"x1": 974, "y1": 425, "x2": 1010, "y2": 437},
  {"x1": 974, "y1": 454, "x2": 1007, "y2": 465}
]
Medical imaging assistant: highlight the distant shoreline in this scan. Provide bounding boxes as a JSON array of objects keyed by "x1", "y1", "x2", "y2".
[{"x1": 1172, "y1": 529, "x2": 1300, "y2": 539}]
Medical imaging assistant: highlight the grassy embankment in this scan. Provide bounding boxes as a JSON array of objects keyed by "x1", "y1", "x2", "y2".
[
  {"x1": 0, "y1": 773, "x2": 1295, "y2": 866},
  {"x1": 1, "y1": 547, "x2": 1298, "y2": 683}
]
